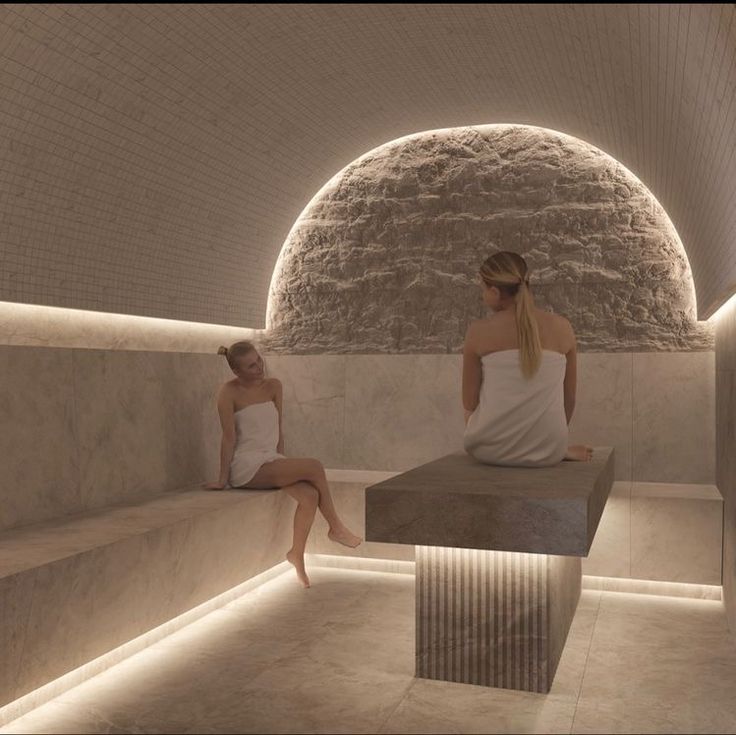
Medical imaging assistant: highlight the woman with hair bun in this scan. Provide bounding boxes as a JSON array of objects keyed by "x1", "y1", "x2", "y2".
[
  {"x1": 205, "y1": 341, "x2": 361, "y2": 588},
  {"x1": 462, "y1": 251, "x2": 592, "y2": 467}
]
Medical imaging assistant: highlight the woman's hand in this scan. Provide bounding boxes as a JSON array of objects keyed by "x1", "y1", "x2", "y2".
[{"x1": 203, "y1": 481, "x2": 226, "y2": 491}]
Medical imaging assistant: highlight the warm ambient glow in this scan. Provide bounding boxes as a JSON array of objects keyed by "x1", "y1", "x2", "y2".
[
  {"x1": 305, "y1": 553, "x2": 415, "y2": 576},
  {"x1": 266, "y1": 122, "x2": 698, "y2": 326},
  {"x1": 0, "y1": 300, "x2": 263, "y2": 352},
  {"x1": 0, "y1": 559, "x2": 412, "y2": 730},
  {"x1": 583, "y1": 575, "x2": 722, "y2": 601},
  {"x1": 309, "y1": 555, "x2": 722, "y2": 601},
  {"x1": 0, "y1": 555, "x2": 721, "y2": 729},
  {"x1": 1, "y1": 126, "x2": 701, "y2": 340},
  {"x1": 0, "y1": 563, "x2": 290, "y2": 729},
  {"x1": 708, "y1": 291, "x2": 736, "y2": 324}
]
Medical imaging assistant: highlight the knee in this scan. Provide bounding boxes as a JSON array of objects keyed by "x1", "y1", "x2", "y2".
[{"x1": 306, "y1": 458, "x2": 325, "y2": 479}]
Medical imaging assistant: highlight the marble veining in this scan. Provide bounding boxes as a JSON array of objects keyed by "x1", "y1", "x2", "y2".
[
  {"x1": 0, "y1": 347, "x2": 717, "y2": 534},
  {"x1": 0, "y1": 487, "x2": 294, "y2": 708},
  {"x1": 633, "y1": 352, "x2": 715, "y2": 484},
  {"x1": 416, "y1": 546, "x2": 581, "y2": 693},
  {"x1": 568, "y1": 354, "x2": 632, "y2": 482},
  {"x1": 365, "y1": 449, "x2": 614, "y2": 555},
  {"x1": 4, "y1": 570, "x2": 734, "y2": 735},
  {"x1": 715, "y1": 302, "x2": 736, "y2": 632},
  {"x1": 343, "y1": 354, "x2": 466, "y2": 472},
  {"x1": 0, "y1": 345, "x2": 233, "y2": 531},
  {"x1": 265, "y1": 355, "x2": 347, "y2": 468},
  {"x1": 0, "y1": 347, "x2": 80, "y2": 530}
]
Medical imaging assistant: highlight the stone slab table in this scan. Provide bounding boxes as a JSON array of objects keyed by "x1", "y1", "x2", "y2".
[{"x1": 365, "y1": 447, "x2": 614, "y2": 693}]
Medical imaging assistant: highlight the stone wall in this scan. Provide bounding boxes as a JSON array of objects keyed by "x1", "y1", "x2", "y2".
[
  {"x1": 2, "y1": 345, "x2": 715, "y2": 532},
  {"x1": 716, "y1": 301, "x2": 736, "y2": 630},
  {"x1": 266, "y1": 126, "x2": 713, "y2": 354},
  {"x1": 0, "y1": 345, "x2": 231, "y2": 531},
  {"x1": 264, "y1": 352, "x2": 715, "y2": 486}
]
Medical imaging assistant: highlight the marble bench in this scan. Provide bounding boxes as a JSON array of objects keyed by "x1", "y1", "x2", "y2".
[
  {"x1": 0, "y1": 485, "x2": 295, "y2": 715},
  {"x1": 365, "y1": 447, "x2": 615, "y2": 693}
]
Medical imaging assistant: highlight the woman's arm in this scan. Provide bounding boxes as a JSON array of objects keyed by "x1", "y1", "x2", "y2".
[
  {"x1": 210, "y1": 386, "x2": 236, "y2": 488},
  {"x1": 462, "y1": 322, "x2": 482, "y2": 425},
  {"x1": 272, "y1": 378, "x2": 285, "y2": 454},
  {"x1": 563, "y1": 325, "x2": 577, "y2": 425}
]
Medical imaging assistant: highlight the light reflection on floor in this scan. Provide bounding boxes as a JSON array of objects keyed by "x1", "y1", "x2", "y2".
[{"x1": 3, "y1": 567, "x2": 736, "y2": 734}]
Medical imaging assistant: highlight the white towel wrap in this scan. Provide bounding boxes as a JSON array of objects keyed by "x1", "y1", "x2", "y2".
[
  {"x1": 463, "y1": 349, "x2": 568, "y2": 468},
  {"x1": 229, "y1": 401, "x2": 285, "y2": 487}
]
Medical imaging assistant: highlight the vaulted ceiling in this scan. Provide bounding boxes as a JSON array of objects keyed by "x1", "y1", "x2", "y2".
[{"x1": 1, "y1": 3, "x2": 735, "y2": 324}]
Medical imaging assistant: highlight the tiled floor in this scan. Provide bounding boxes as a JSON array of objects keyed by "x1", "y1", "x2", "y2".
[{"x1": 3, "y1": 567, "x2": 736, "y2": 734}]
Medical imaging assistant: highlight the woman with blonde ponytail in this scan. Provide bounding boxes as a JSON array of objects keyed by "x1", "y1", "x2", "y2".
[{"x1": 462, "y1": 251, "x2": 592, "y2": 466}]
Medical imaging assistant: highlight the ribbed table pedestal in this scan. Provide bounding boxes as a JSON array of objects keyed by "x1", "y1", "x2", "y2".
[{"x1": 415, "y1": 546, "x2": 581, "y2": 693}]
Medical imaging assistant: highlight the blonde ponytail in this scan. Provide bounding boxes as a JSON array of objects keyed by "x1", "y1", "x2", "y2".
[
  {"x1": 514, "y1": 281, "x2": 542, "y2": 379},
  {"x1": 479, "y1": 251, "x2": 542, "y2": 379}
]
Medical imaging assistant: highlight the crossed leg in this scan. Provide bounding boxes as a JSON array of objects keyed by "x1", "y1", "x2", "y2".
[{"x1": 247, "y1": 458, "x2": 362, "y2": 586}]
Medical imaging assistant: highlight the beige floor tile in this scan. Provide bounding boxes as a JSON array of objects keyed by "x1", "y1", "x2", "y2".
[
  {"x1": 548, "y1": 600, "x2": 600, "y2": 701},
  {"x1": 380, "y1": 678, "x2": 575, "y2": 734},
  {"x1": 574, "y1": 592, "x2": 736, "y2": 734},
  {"x1": 0, "y1": 699, "x2": 126, "y2": 734},
  {"x1": 4, "y1": 571, "x2": 735, "y2": 735},
  {"x1": 576, "y1": 589, "x2": 602, "y2": 612},
  {"x1": 572, "y1": 696, "x2": 736, "y2": 735},
  {"x1": 596, "y1": 590, "x2": 728, "y2": 630},
  {"x1": 236, "y1": 652, "x2": 414, "y2": 734}
]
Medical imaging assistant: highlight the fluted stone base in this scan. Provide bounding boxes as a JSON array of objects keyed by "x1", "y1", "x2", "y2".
[{"x1": 416, "y1": 546, "x2": 581, "y2": 693}]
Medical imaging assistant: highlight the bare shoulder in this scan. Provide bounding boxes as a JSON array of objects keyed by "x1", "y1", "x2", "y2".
[
  {"x1": 217, "y1": 379, "x2": 236, "y2": 399},
  {"x1": 556, "y1": 311, "x2": 574, "y2": 333},
  {"x1": 535, "y1": 307, "x2": 570, "y2": 328},
  {"x1": 216, "y1": 381, "x2": 237, "y2": 413},
  {"x1": 467, "y1": 314, "x2": 505, "y2": 334},
  {"x1": 537, "y1": 309, "x2": 575, "y2": 351},
  {"x1": 265, "y1": 377, "x2": 282, "y2": 395},
  {"x1": 218, "y1": 379, "x2": 237, "y2": 396},
  {"x1": 465, "y1": 318, "x2": 486, "y2": 336},
  {"x1": 557, "y1": 313, "x2": 575, "y2": 340},
  {"x1": 464, "y1": 318, "x2": 489, "y2": 347}
]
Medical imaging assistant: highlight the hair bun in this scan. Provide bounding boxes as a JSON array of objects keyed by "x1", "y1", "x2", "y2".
[{"x1": 217, "y1": 345, "x2": 228, "y2": 356}]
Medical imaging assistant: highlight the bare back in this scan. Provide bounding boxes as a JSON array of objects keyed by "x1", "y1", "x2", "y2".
[
  {"x1": 463, "y1": 307, "x2": 578, "y2": 428},
  {"x1": 471, "y1": 307, "x2": 574, "y2": 357}
]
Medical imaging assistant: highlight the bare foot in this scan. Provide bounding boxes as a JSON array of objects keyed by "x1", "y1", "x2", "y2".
[
  {"x1": 286, "y1": 549, "x2": 310, "y2": 588},
  {"x1": 328, "y1": 527, "x2": 363, "y2": 549},
  {"x1": 202, "y1": 481, "x2": 225, "y2": 491},
  {"x1": 564, "y1": 445, "x2": 594, "y2": 462}
]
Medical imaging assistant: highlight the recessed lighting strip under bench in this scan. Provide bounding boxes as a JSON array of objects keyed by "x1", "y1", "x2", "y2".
[{"x1": 365, "y1": 448, "x2": 615, "y2": 693}]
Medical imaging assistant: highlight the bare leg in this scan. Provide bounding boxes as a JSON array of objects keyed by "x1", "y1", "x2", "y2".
[
  {"x1": 280, "y1": 482, "x2": 319, "y2": 588},
  {"x1": 304, "y1": 461, "x2": 362, "y2": 548},
  {"x1": 248, "y1": 458, "x2": 362, "y2": 548},
  {"x1": 564, "y1": 445, "x2": 593, "y2": 461}
]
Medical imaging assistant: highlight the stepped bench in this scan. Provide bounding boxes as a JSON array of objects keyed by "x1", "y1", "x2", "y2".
[
  {"x1": 0, "y1": 485, "x2": 296, "y2": 720},
  {"x1": 365, "y1": 447, "x2": 615, "y2": 693}
]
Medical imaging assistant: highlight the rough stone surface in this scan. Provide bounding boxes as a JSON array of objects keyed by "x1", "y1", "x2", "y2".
[{"x1": 265, "y1": 126, "x2": 713, "y2": 353}]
